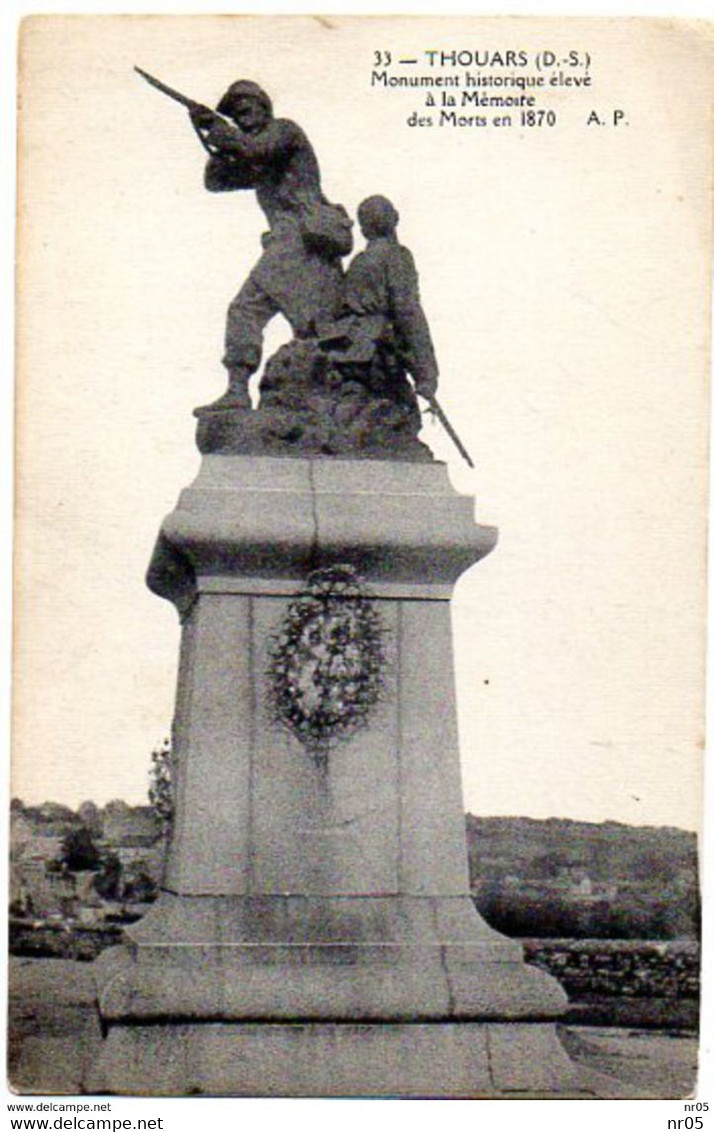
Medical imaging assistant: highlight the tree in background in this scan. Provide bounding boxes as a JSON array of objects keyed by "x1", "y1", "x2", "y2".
[
  {"x1": 527, "y1": 852, "x2": 563, "y2": 880},
  {"x1": 59, "y1": 828, "x2": 102, "y2": 872},
  {"x1": 149, "y1": 737, "x2": 174, "y2": 829}
]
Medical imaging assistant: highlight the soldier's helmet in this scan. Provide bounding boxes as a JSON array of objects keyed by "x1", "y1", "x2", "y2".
[{"x1": 217, "y1": 80, "x2": 273, "y2": 120}]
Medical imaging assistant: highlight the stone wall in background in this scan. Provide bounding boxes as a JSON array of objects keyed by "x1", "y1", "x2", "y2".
[{"x1": 524, "y1": 939, "x2": 700, "y2": 1030}]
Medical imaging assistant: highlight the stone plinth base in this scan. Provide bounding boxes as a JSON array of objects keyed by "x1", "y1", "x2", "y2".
[
  {"x1": 92, "y1": 456, "x2": 596, "y2": 1098},
  {"x1": 94, "y1": 894, "x2": 567, "y2": 1024},
  {"x1": 89, "y1": 1020, "x2": 610, "y2": 1098}
]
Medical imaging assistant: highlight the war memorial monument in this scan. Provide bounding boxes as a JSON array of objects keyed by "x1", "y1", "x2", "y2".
[{"x1": 90, "y1": 73, "x2": 621, "y2": 1098}]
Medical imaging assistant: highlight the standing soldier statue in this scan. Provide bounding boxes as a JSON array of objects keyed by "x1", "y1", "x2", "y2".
[
  {"x1": 136, "y1": 71, "x2": 352, "y2": 411},
  {"x1": 190, "y1": 80, "x2": 353, "y2": 411}
]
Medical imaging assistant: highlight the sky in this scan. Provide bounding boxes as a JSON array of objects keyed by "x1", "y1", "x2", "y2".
[{"x1": 11, "y1": 15, "x2": 712, "y2": 831}]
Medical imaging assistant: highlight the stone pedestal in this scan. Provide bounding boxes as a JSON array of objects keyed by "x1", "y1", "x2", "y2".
[{"x1": 91, "y1": 457, "x2": 590, "y2": 1096}]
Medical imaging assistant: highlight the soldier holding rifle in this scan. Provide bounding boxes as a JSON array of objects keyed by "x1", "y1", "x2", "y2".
[{"x1": 136, "y1": 70, "x2": 352, "y2": 412}]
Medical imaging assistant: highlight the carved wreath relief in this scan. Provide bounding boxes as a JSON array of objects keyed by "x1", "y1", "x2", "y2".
[{"x1": 267, "y1": 566, "x2": 386, "y2": 763}]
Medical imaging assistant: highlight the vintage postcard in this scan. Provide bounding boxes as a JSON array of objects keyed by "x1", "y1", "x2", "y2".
[{"x1": 10, "y1": 14, "x2": 712, "y2": 1106}]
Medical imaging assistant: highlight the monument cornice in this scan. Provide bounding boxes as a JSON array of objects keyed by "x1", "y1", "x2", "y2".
[{"x1": 147, "y1": 455, "x2": 498, "y2": 612}]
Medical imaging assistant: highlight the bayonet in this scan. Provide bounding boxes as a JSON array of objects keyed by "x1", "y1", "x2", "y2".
[
  {"x1": 134, "y1": 67, "x2": 225, "y2": 154},
  {"x1": 134, "y1": 66, "x2": 206, "y2": 113},
  {"x1": 424, "y1": 395, "x2": 475, "y2": 469}
]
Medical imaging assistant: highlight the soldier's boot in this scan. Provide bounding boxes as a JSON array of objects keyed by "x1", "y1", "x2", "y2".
[{"x1": 195, "y1": 367, "x2": 253, "y2": 414}]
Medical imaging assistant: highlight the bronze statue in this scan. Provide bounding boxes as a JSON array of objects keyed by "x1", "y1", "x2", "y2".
[
  {"x1": 135, "y1": 70, "x2": 472, "y2": 464},
  {"x1": 316, "y1": 196, "x2": 473, "y2": 465},
  {"x1": 189, "y1": 80, "x2": 352, "y2": 412},
  {"x1": 319, "y1": 195, "x2": 438, "y2": 423}
]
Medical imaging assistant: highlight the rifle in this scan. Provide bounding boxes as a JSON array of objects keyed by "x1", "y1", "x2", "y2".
[
  {"x1": 423, "y1": 395, "x2": 475, "y2": 469},
  {"x1": 134, "y1": 66, "x2": 227, "y2": 154}
]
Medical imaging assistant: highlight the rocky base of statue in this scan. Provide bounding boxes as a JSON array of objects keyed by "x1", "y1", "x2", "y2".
[{"x1": 194, "y1": 339, "x2": 434, "y2": 460}]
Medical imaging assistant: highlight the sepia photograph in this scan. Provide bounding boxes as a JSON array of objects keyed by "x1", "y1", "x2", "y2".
[{"x1": 8, "y1": 12, "x2": 712, "y2": 1105}]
